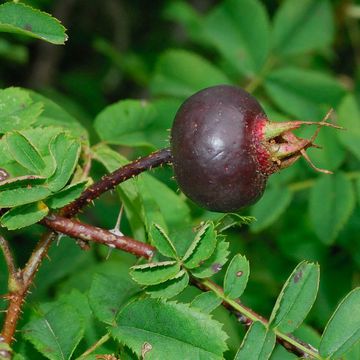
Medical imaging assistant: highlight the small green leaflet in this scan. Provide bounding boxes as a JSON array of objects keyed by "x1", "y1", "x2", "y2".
[
  {"x1": 337, "y1": 94, "x2": 360, "y2": 161},
  {"x1": 272, "y1": 0, "x2": 334, "y2": 57},
  {"x1": 309, "y1": 173, "x2": 355, "y2": 244},
  {"x1": 111, "y1": 298, "x2": 228, "y2": 360},
  {"x1": 150, "y1": 223, "x2": 177, "y2": 259},
  {"x1": 215, "y1": 213, "x2": 255, "y2": 233},
  {"x1": 46, "y1": 181, "x2": 87, "y2": 209},
  {"x1": 190, "y1": 291, "x2": 222, "y2": 314},
  {"x1": 6, "y1": 132, "x2": 46, "y2": 175},
  {"x1": 88, "y1": 273, "x2": 140, "y2": 325},
  {"x1": 0, "y1": 2, "x2": 67, "y2": 44},
  {"x1": 29, "y1": 91, "x2": 87, "y2": 138},
  {"x1": 234, "y1": 321, "x2": 276, "y2": 360},
  {"x1": 47, "y1": 133, "x2": 81, "y2": 192},
  {"x1": 130, "y1": 261, "x2": 181, "y2": 286},
  {"x1": 202, "y1": 0, "x2": 270, "y2": 77},
  {"x1": 94, "y1": 99, "x2": 157, "y2": 148},
  {"x1": 251, "y1": 187, "x2": 292, "y2": 233},
  {"x1": 146, "y1": 270, "x2": 189, "y2": 299},
  {"x1": 22, "y1": 304, "x2": 84, "y2": 360},
  {"x1": 223, "y1": 254, "x2": 249, "y2": 299},
  {"x1": 264, "y1": 67, "x2": 345, "y2": 120},
  {"x1": 0, "y1": 175, "x2": 45, "y2": 191},
  {"x1": 269, "y1": 261, "x2": 319, "y2": 333},
  {"x1": 1, "y1": 201, "x2": 49, "y2": 230},
  {"x1": 0, "y1": 87, "x2": 43, "y2": 134},
  {"x1": 191, "y1": 239, "x2": 230, "y2": 279},
  {"x1": 183, "y1": 222, "x2": 217, "y2": 269},
  {"x1": 150, "y1": 49, "x2": 230, "y2": 98},
  {"x1": 0, "y1": 184, "x2": 51, "y2": 208},
  {"x1": 320, "y1": 288, "x2": 360, "y2": 359}
]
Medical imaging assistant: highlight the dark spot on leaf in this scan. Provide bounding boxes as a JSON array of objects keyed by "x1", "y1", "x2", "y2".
[
  {"x1": 236, "y1": 271, "x2": 243, "y2": 277},
  {"x1": 294, "y1": 270, "x2": 303, "y2": 283},
  {"x1": 212, "y1": 263, "x2": 222, "y2": 273},
  {"x1": 24, "y1": 24, "x2": 32, "y2": 31}
]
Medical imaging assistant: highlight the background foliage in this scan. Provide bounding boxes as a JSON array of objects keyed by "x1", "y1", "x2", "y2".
[{"x1": 0, "y1": 0, "x2": 359, "y2": 359}]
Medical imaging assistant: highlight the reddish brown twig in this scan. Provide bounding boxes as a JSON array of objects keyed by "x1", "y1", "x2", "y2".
[
  {"x1": 62, "y1": 148, "x2": 172, "y2": 217},
  {"x1": 41, "y1": 214, "x2": 155, "y2": 259}
]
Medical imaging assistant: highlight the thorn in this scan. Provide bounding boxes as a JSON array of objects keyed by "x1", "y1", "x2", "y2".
[
  {"x1": 106, "y1": 247, "x2": 113, "y2": 260},
  {"x1": 109, "y1": 205, "x2": 124, "y2": 237},
  {"x1": 56, "y1": 233, "x2": 64, "y2": 246}
]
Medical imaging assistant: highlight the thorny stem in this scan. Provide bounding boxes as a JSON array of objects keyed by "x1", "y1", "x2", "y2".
[
  {"x1": 61, "y1": 148, "x2": 172, "y2": 218},
  {"x1": 41, "y1": 214, "x2": 155, "y2": 259},
  {"x1": 0, "y1": 237, "x2": 16, "y2": 281},
  {"x1": 0, "y1": 148, "x2": 171, "y2": 346}
]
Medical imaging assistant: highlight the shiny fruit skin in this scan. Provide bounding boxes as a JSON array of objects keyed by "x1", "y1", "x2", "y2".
[{"x1": 171, "y1": 85, "x2": 269, "y2": 212}]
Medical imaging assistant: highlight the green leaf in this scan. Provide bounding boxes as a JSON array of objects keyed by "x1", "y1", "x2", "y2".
[
  {"x1": 6, "y1": 132, "x2": 46, "y2": 175},
  {"x1": 29, "y1": 91, "x2": 87, "y2": 138},
  {"x1": 1, "y1": 201, "x2": 49, "y2": 230},
  {"x1": 23, "y1": 303, "x2": 83, "y2": 360},
  {"x1": 309, "y1": 173, "x2": 355, "y2": 244},
  {"x1": 250, "y1": 187, "x2": 293, "y2": 233},
  {"x1": 337, "y1": 94, "x2": 360, "y2": 161},
  {"x1": 151, "y1": 49, "x2": 230, "y2": 98},
  {"x1": 265, "y1": 67, "x2": 345, "y2": 119},
  {"x1": 130, "y1": 261, "x2": 181, "y2": 286},
  {"x1": 94, "y1": 99, "x2": 156, "y2": 147},
  {"x1": 46, "y1": 181, "x2": 87, "y2": 209},
  {"x1": 191, "y1": 239, "x2": 230, "y2": 279},
  {"x1": 88, "y1": 273, "x2": 139, "y2": 325},
  {"x1": 190, "y1": 291, "x2": 222, "y2": 314},
  {"x1": 215, "y1": 213, "x2": 255, "y2": 233},
  {"x1": 0, "y1": 184, "x2": 51, "y2": 208},
  {"x1": 150, "y1": 223, "x2": 177, "y2": 259},
  {"x1": 0, "y1": 175, "x2": 45, "y2": 191},
  {"x1": 0, "y1": 87, "x2": 43, "y2": 134},
  {"x1": 272, "y1": 0, "x2": 334, "y2": 57},
  {"x1": 146, "y1": 270, "x2": 189, "y2": 299},
  {"x1": 234, "y1": 321, "x2": 276, "y2": 360},
  {"x1": 0, "y1": 2, "x2": 67, "y2": 44},
  {"x1": 183, "y1": 222, "x2": 217, "y2": 269},
  {"x1": 141, "y1": 173, "x2": 191, "y2": 230},
  {"x1": 269, "y1": 261, "x2": 320, "y2": 333},
  {"x1": 203, "y1": 0, "x2": 270, "y2": 77},
  {"x1": 111, "y1": 298, "x2": 228, "y2": 359},
  {"x1": 320, "y1": 288, "x2": 360, "y2": 359},
  {"x1": 47, "y1": 133, "x2": 81, "y2": 192},
  {"x1": 163, "y1": 1, "x2": 204, "y2": 43},
  {"x1": 223, "y1": 254, "x2": 250, "y2": 299}
]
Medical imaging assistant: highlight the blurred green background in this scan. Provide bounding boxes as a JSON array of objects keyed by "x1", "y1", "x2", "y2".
[{"x1": 0, "y1": 0, "x2": 359, "y2": 358}]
